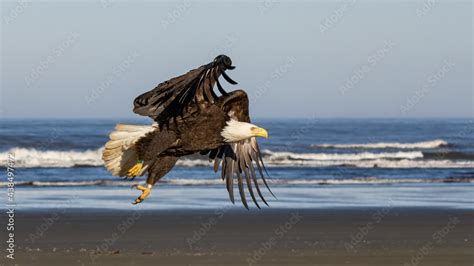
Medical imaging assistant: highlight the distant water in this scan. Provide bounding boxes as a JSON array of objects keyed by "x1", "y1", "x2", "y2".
[{"x1": 0, "y1": 118, "x2": 473, "y2": 209}]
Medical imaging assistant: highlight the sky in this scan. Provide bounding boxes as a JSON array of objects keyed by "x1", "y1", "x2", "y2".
[{"x1": 1, "y1": 1, "x2": 472, "y2": 119}]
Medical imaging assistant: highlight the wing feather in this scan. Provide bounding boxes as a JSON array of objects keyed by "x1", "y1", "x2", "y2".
[
  {"x1": 210, "y1": 138, "x2": 272, "y2": 208},
  {"x1": 133, "y1": 55, "x2": 237, "y2": 123},
  {"x1": 241, "y1": 154, "x2": 260, "y2": 209},
  {"x1": 225, "y1": 148, "x2": 235, "y2": 203},
  {"x1": 249, "y1": 158, "x2": 269, "y2": 206},
  {"x1": 221, "y1": 71, "x2": 237, "y2": 84},
  {"x1": 242, "y1": 145, "x2": 262, "y2": 208},
  {"x1": 235, "y1": 160, "x2": 248, "y2": 209}
]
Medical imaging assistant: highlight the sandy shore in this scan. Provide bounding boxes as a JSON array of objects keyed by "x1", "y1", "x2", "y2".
[{"x1": 4, "y1": 208, "x2": 473, "y2": 265}]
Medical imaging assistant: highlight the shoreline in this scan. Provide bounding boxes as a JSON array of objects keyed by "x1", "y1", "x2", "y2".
[{"x1": 5, "y1": 184, "x2": 474, "y2": 210}]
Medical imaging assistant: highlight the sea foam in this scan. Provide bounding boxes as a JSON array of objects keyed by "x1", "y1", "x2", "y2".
[
  {"x1": 311, "y1": 139, "x2": 448, "y2": 149},
  {"x1": 1, "y1": 146, "x2": 473, "y2": 169}
]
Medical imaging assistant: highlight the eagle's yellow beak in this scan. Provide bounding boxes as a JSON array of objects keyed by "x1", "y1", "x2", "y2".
[{"x1": 252, "y1": 127, "x2": 269, "y2": 138}]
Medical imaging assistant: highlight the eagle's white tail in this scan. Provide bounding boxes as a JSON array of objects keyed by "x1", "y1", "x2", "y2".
[{"x1": 102, "y1": 124, "x2": 157, "y2": 176}]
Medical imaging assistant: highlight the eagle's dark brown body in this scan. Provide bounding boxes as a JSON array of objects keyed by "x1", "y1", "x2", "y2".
[
  {"x1": 134, "y1": 90, "x2": 248, "y2": 188},
  {"x1": 135, "y1": 105, "x2": 228, "y2": 159}
]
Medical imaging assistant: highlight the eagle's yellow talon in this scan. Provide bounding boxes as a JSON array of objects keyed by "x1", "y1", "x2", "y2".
[
  {"x1": 127, "y1": 161, "x2": 143, "y2": 177},
  {"x1": 132, "y1": 184, "x2": 151, "y2": 204}
]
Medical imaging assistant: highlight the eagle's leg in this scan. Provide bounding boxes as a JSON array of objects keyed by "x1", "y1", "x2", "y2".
[
  {"x1": 132, "y1": 156, "x2": 178, "y2": 204},
  {"x1": 132, "y1": 183, "x2": 152, "y2": 204}
]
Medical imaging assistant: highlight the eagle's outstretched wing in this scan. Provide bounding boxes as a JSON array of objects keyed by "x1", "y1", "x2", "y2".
[
  {"x1": 133, "y1": 55, "x2": 237, "y2": 124},
  {"x1": 207, "y1": 90, "x2": 274, "y2": 209}
]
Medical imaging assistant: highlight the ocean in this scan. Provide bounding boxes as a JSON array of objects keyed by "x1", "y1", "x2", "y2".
[{"x1": 1, "y1": 118, "x2": 473, "y2": 210}]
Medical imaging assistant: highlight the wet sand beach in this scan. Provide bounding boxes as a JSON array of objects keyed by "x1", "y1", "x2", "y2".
[{"x1": 4, "y1": 208, "x2": 473, "y2": 266}]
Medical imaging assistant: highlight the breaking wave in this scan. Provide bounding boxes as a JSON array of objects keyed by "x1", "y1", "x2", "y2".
[
  {"x1": 262, "y1": 150, "x2": 424, "y2": 161},
  {"x1": 0, "y1": 147, "x2": 104, "y2": 168},
  {"x1": 311, "y1": 139, "x2": 448, "y2": 149},
  {"x1": 1, "y1": 147, "x2": 473, "y2": 169}
]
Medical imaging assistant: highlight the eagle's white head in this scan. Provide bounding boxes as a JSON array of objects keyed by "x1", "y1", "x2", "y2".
[{"x1": 221, "y1": 119, "x2": 269, "y2": 143}]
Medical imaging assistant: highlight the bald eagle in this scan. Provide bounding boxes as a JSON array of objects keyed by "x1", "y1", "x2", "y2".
[{"x1": 102, "y1": 55, "x2": 273, "y2": 209}]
